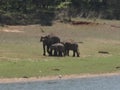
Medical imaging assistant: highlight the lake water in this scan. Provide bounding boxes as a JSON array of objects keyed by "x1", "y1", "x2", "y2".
[{"x1": 0, "y1": 75, "x2": 120, "y2": 90}]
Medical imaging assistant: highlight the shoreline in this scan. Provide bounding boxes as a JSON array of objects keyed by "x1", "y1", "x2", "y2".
[{"x1": 0, "y1": 72, "x2": 120, "y2": 84}]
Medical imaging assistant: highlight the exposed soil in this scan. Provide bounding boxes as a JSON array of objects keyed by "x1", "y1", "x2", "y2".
[
  {"x1": 71, "y1": 21, "x2": 99, "y2": 25},
  {"x1": 2, "y1": 29, "x2": 24, "y2": 33},
  {"x1": 0, "y1": 72, "x2": 120, "y2": 84}
]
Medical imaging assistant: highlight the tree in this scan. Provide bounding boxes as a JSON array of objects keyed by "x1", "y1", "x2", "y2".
[{"x1": 56, "y1": 0, "x2": 72, "y2": 22}]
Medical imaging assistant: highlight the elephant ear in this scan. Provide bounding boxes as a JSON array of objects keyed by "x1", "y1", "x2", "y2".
[
  {"x1": 40, "y1": 36, "x2": 43, "y2": 42},
  {"x1": 40, "y1": 36, "x2": 46, "y2": 42}
]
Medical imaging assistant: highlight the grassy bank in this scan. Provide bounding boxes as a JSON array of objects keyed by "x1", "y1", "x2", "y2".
[
  {"x1": 0, "y1": 19, "x2": 120, "y2": 78},
  {"x1": 0, "y1": 56, "x2": 120, "y2": 78}
]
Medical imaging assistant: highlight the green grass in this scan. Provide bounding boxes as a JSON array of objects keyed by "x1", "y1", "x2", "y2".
[
  {"x1": 0, "y1": 20, "x2": 120, "y2": 78},
  {"x1": 0, "y1": 56, "x2": 120, "y2": 78}
]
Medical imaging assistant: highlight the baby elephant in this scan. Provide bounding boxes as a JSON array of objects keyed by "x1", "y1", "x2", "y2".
[
  {"x1": 64, "y1": 42, "x2": 80, "y2": 57},
  {"x1": 49, "y1": 43, "x2": 65, "y2": 56}
]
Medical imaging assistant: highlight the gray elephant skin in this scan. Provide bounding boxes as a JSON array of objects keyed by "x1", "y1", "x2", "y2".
[
  {"x1": 64, "y1": 42, "x2": 80, "y2": 57},
  {"x1": 49, "y1": 43, "x2": 65, "y2": 56},
  {"x1": 40, "y1": 35, "x2": 60, "y2": 56}
]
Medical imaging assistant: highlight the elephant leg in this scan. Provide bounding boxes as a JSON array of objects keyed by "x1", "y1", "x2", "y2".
[
  {"x1": 62, "y1": 50, "x2": 64, "y2": 56},
  {"x1": 64, "y1": 50, "x2": 67, "y2": 56},
  {"x1": 58, "y1": 51, "x2": 60, "y2": 56},
  {"x1": 43, "y1": 44, "x2": 46, "y2": 56},
  {"x1": 76, "y1": 48, "x2": 80, "y2": 57},
  {"x1": 63, "y1": 51, "x2": 66, "y2": 56},
  {"x1": 59, "y1": 51, "x2": 62, "y2": 56},
  {"x1": 49, "y1": 48, "x2": 53, "y2": 56},
  {"x1": 67, "y1": 50, "x2": 70, "y2": 56},
  {"x1": 66, "y1": 50, "x2": 69, "y2": 56},
  {"x1": 54, "y1": 50, "x2": 57, "y2": 56},
  {"x1": 47, "y1": 46, "x2": 49, "y2": 54},
  {"x1": 73, "y1": 51, "x2": 75, "y2": 57},
  {"x1": 60, "y1": 52, "x2": 62, "y2": 56},
  {"x1": 77, "y1": 51, "x2": 80, "y2": 57},
  {"x1": 62, "y1": 51, "x2": 65, "y2": 56},
  {"x1": 47, "y1": 46, "x2": 52, "y2": 56}
]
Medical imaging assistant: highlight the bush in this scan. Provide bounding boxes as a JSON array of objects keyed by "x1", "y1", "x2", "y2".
[{"x1": 0, "y1": 10, "x2": 55, "y2": 25}]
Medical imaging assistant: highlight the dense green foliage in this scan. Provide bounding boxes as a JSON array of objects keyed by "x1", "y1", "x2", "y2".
[{"x1": 0, "y1": 0, "x2": 120, "y2": 25}]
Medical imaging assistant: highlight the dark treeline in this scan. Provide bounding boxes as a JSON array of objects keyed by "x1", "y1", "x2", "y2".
[{"x1": 0, "y1": 0, "x2": 120, "y2": 25}]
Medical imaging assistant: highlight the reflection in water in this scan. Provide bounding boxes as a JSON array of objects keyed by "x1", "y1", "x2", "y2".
[{"x1": 0, "y1": 75, "x2": 120, "y2": 90}]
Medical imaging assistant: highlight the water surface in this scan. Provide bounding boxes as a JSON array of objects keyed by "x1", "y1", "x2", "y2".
[{"x1": 0, "y1": 75, "x2": 120, "y2": 90}]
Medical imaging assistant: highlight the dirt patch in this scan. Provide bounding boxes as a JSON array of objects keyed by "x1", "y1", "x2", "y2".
[
  {"x1": 111, "y1": 25, "x2": 120, "y2": 28},
  {"x1": 2, "y1": 29, "x2": 24, "y2": 33},
  {"x1": 71, "y1": 21, "x2": 99, "y2": 25},
  {"x1": 0, "y1": 72, "x2": 120, "y2": 84}
]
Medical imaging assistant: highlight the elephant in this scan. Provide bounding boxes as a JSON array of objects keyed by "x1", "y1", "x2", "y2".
[
  {"x1": 64, "y1": 41, "x2": 80, "y2": 57},
  {"x1": 49, "y1": 43, "x2": 65, "y2": 56},
  {"x1": 40, "y1": 35, "x2": 60, "y2": 56}
]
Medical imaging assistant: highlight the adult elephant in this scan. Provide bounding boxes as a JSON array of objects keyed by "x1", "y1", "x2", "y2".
[
  {"x1": 64, "y1": 42, "x2": 80, "y2": 57},
  {"x1": 40, "y1": 35, "x2": 60, "y2": 56},
  {"x1": 49, "y1": 43, "x2": 65, "y2": 56}
]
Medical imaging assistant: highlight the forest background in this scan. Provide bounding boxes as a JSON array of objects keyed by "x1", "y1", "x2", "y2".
[{"x1": 0, "y1": 0, "x2": 120, "y2": 25}]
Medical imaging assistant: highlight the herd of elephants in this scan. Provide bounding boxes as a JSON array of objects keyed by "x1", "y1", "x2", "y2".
[{"x1": 40, "y1": 34, "x2": 80, "y2": 57}]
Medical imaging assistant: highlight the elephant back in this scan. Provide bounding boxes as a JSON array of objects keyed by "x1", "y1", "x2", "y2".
[
  {"x1": 40, "y1": 35, "x2": 60, "y2": 45},
  {"x1": 49, "y1": 36, "x2": 60, "y2": 45},
  {"x1": 64, "y1": 41, "x2": 78, "y2": 50}
]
